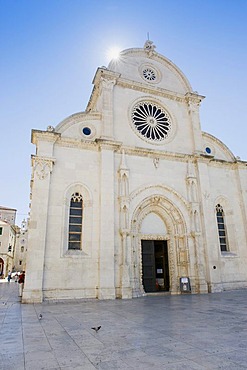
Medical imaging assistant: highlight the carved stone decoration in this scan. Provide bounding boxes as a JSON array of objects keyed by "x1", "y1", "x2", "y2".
[
  {"x1": 46, "y1": 125, "x2": 55, "y2": 132},
  {"x1": 33, "y1": 157, "x2": 54, "y2": 180},
  {"x1": 186, "y1": 160, "x2": 196, "y2": 179},
  {"x1": 203, "y1": 191, "x2": 210, "y2": 199},
  {"x1": 118, "y1": 150, "x2": 130, "y2": 232},
  {"x1": 186, "y1": 161, "x2": 198, "y2": 203},
  {"x1": 101, "y1": 77, "x2": 116, "y2": 91},
  {"x1": 153, "y1": 157, "x2": 159, "y2": 168},
  {"x1": 130, "y1": 194, "x2": 189, "y2": 296},
  {"x1": 185, "y1": 93, "x2": 204, "y2": 114},
  {"x1": 144, "y1": 40, "x2": 156, "y2": 56},
  {"x1": 190, "y1": 206, "x2": 201, "y2": 234}
]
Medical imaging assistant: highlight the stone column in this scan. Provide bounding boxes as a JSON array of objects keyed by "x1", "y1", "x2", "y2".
[{"x1": 22, "y1": 155, "x2": 55, "y2": 303}]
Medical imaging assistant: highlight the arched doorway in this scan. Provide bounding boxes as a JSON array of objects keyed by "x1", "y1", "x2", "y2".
[
  {"x1": 0, "y1": 258, "x2": 4, "y2": 277},
  {"x1": 130, "y1": 195, "x2": 189, "y2": 296}
]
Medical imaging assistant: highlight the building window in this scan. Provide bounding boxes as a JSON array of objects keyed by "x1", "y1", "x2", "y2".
[
  {"x1": 68, "y1": 193, "x2": 83, "y2": 250},
  {"x1": 216, "y1": 204, "x2": 229, "y2": 252},
  {"x1": 0, "y1": 227, "x2": 2, "y2": 235},
  {"x1": 8, "y1": 245, "x2": 12, "y2": 252},
  {"x1": 131, "y1": 102, "x2": 172, "y2": 142},
  {"x1": 21, "y1": 246, "x2": 24, "y2": 253},
  {"x1": 19, "y1": 260, "x2": 22, "y2": 265}
]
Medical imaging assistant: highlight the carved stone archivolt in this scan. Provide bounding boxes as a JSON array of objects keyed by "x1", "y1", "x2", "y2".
[
  {"x1": 130, "y1": 194, "x2": 189, "y2": 295},
  {"x1": 32, "y1": 156, "x2": 55, "y2": 180}
]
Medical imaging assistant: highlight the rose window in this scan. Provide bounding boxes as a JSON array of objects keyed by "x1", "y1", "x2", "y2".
[
  {"x1": 131, "y1": 102, "x2": 171, "y2": 141},
  {"x1": 142, "y1": 68, "x2": 156, "y2": 81}
]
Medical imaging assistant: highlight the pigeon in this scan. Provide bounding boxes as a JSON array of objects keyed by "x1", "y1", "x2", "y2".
[
  {"x1": 2, "y1": 302, "x2": 6, "y2": 305},
  {"x1": 91, "y1": 326, "x2": 101, "y2": 333},
  {"x1": 38, "y1": 314, "x2": 43, "y2": 320}
]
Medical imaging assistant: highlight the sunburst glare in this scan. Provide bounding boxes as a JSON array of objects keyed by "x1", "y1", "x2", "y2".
[{"x1": 107, "y1": 47, "x2": 122, "y2": 61}]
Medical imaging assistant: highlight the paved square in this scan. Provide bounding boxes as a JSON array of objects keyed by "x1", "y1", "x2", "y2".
[{"x1": 1, "y1": 282, "x2": 247, "y2": 369}]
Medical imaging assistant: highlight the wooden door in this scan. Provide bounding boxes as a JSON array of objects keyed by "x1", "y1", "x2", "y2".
[{"x1": 141, "y1": 240, "x2": 156, "y2": 292}]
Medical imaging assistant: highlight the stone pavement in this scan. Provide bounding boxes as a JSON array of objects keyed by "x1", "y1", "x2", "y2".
[{"x1": 1, "y1": 282, "x2": 247, "y2": 370}]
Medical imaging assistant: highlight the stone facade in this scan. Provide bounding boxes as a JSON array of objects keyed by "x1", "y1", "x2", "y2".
[
  {"x1": 14, "y1": 220, "x2": 28, "y2": 272},
  {"x1": 22, "y1": 42, "x2": 247, "y2": 303},
  {"x1": 0, "y1": 222, "x2": 16, "y2": 277}
]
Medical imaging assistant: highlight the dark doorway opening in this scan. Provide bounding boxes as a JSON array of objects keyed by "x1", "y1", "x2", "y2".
[{"x1": 141, "y1": 240, "x2": 169, "y2": 293}]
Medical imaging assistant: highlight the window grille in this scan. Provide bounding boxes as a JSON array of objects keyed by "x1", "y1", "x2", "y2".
[
  {"x1": 68, "y1": 193, "x2": 83, "y2": 250},
  {"x1": 216, "y1": 204, "x2": 228, "y2": 252}
]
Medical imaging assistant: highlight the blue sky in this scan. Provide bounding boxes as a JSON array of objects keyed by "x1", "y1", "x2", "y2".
[{"x1": 1, "y1": 0, "x2": 247, "y2": 225}]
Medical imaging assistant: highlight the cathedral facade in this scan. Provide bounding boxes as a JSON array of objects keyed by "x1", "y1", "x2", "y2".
[{"x1": 22, "y1": 41, "x2": 247, "y2": 303}]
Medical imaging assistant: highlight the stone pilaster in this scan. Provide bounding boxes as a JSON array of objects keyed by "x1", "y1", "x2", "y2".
[
  {"x1": 186, "y1": 159, "x2": 208, "y2": 293},
  {"x1": 185, "y1": 93, "x2": 205, "y2": 155},
  {"x1": 97, "y1": 144, "x2": 116, "y2": 299},
  {"x1": 118, "y1": 150, "x2": 132, "y2": 298},
  {"x1": 100, "y1": 74, "x2": 117, "y2": 140},
  {"x1": 22, "y1": 155, "x2": 55, "y2": 303}
]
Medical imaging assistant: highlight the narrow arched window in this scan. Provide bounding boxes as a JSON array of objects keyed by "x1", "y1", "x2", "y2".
[
  {"x1": 68, "y1": 193, "x2": 83, "y2": 250},
  {"x1": 216, "y1": 204, "x2": 228, "y2": 252}
]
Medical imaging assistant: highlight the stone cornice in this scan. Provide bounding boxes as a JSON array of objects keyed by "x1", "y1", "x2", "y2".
[
  {"x1": 86, "y1": 67, "x2": 203, "y2": 112},
  {"x1": 199, "y1": 157, "x2": 247, "y2": 169},
  {"x1": 118, "y1": 145, "x2": 193, "y2": 162},
  {"x1": 56, "y1": 137, "x2": 99, "y2": 151},
  {"x1": 117, "y1": 78, "x2": 186, "y2": 103},
  {"x1": 56, "y1": 112, "x2": 102, "y2": 133},
  {"x1": 31, "y1": 130, "x2": 60, "y2": 145},
  {"x1": 31, "y1": 154, "x2": 56, "y2": 164},
  {"x1": 95, "y1": 138, "x2": 122, "y2": 151}
]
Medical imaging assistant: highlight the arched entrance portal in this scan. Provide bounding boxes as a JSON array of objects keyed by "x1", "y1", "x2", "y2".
[
  {"x1": 130, "y1": 195, "x2": 189, "y2": 296},
  {"x1": 0, "y1": 258, "x2": 4, "y2": 277}
]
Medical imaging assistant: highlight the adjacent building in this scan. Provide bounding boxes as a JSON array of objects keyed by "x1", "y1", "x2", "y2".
[{"x1": 0, "y1": 206, "x2": 17, "y2": 277}]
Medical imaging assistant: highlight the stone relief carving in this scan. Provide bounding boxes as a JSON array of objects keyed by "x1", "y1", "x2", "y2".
[
  {"x1": 129, "y1": 184, "x2": 190, "y2": 210},
  {"x1": 153, "y1": 157, "x2": 160, "y2": 168},
  {"x1": 33, "y1": 157, "x2": 54, "y2": 180},
  {"x1": 144, "y1": 40, "x2": 156, "y2": 56},
  {"x1": 46, "y1": 125, "x2": 55, "y2": 132},
  {"x1": 101, "y1": 77, "x2": 116, "y2": 90}
]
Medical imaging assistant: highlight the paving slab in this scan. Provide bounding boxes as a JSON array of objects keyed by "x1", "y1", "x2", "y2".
[{"x1": 1, "y1": 281, "x2": 247, "y2": 369}]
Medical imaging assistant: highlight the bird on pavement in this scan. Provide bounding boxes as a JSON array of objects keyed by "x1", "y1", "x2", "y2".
[
  {"x1": 91, "y1": 326, "x2": 101, "y2": 333},
  {"x1": 38, "y1": 314, "x2": 43, "y2": 320}
]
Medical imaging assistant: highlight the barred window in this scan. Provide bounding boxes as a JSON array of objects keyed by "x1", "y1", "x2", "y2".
[
  {"x1": 68, "y1": 193, "x2": 83, "y2": 250},
  {"x1": 216, "y1": 204, "x2": 228, "y2": 252}
]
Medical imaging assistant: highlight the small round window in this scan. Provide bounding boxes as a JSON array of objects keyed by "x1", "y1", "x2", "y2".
[
  {"x1": 140, "y1": 64, "x2": 160, "y2": 84},
  {"x1": 205, "y1": 147, "x2": 212, "y2": 154},
  {"x1": 131, "y1": 102, "x2": 172, "y2": 142},
  {"x1": 142, "y1": 68, "x2": 156, "y2": 81},
  {"x1": 82, "y1": 127, "x2": 91, "y2": 136}
]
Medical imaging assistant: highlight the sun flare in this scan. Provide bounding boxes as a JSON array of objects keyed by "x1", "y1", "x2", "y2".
[{"x1": 107, "y1": 47, "x2": 121, "y2": 61}]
